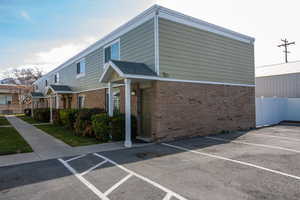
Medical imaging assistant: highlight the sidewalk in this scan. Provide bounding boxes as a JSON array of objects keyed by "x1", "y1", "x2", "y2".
[
  {"x1": 6, "y1": 116, "x2": 74, "y2": 159},
  {"x1": 1, "y1": 116, "x2": 151, "y2": 167}
]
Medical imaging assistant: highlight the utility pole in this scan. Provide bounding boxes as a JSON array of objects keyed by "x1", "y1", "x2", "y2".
[{"x1": 278, "y1": 38, "x2": 295, "y2": 63}]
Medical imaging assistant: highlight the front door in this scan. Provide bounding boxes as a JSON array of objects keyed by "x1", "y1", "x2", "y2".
[{"x1": 140, "y1": 88, "x2": 152, "y2": 139}]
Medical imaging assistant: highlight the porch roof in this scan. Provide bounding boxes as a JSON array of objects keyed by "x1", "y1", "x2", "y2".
[
  {"x1": 31, "y1": 92, "x2": 45, "y2": 98},
  {"x1": 48, "y1": 85, "x2": 73, "y2": 94},
  {"x1": 99, "y1": 60, "x2": 157, "y2": 83}
]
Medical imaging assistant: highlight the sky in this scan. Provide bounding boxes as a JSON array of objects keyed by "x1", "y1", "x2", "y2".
[{"x1": 1, "y1": 0, "x2": 300, "y2": 78}]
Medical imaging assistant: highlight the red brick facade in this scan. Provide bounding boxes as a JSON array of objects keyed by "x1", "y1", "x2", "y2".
[
  {"x1": 41, "y1": 81, "x2": 255, "y2": 142},
  {"x1": 148, "y1": 81, "x2": 256, "y2": 141}
]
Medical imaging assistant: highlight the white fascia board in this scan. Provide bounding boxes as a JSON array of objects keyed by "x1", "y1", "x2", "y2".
[
  {"x1": 99, "y1": 61, "x2": 125, "y2": 83},
  {"x1": 158, "y1": 6, "x2": 255, "y2": 44},
  {"x1": 124, "y1": 74, "x2": 255, "y2": 87}
]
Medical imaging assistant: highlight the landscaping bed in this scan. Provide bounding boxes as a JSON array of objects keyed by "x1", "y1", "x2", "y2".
[
  {"x1": 0, "y1": 116, "x2": 10, "y2": 126},
  {"x1": 35, "y1": 124, "x2": 102, "y2": 147},
  {"x1": 0, "y1": 127, "x2": 33, "y2": 155},
  {"x1": 30, "y1": 108, "x2": 137, "y2": 146},
  {"x1": 18, "y1": 115, "x2": 40, "y2": 124}
]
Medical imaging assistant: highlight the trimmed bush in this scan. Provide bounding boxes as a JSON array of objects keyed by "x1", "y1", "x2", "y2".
[
  {"x1": 33, "y1": 108, "x2": 50, "y2": 122},
  {"x1": 59, "y1": 109, "x2": 79, "y2": 129},
  {"x1": 52, "y1": 109, "x2": 61, "y2": 125},
  {"x1": 74, "y1": 108, "x2": 105, "y2": 136},
  {"x1": 110, "y1": 113, "x2": 137, "y2": 141},
  {"x1": 24, "y1": 108, "x2": 31, "y2": 117},
  {"x1": 91, "y1": 113, "x2": 111, "y2": 142}
]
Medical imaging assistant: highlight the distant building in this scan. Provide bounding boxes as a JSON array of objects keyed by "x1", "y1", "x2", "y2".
[
  {"x1": 0, "y1": 78, "x2": 19, "y2": 85},
  {"x1": 0, "y1": 84, "x2": 31, "y2": 114},
  {"x1": 256, "y1": 61, "x2": 300, "y2": 98}
]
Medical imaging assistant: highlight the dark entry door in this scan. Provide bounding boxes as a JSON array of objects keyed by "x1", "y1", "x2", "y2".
[{"x1": 141, "y1": 88, "x2": 152, "y2": 139}]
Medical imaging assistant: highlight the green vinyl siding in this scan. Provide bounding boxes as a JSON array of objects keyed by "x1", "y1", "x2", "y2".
[
  {"x1": 159, "y1": 18, "x2": 254, "y2": 85},
  {"x1": 59, "y1": 48, "x2": 106, "y2": 91},
  {"x1": 120, "y1": 19, "x2": 155, "y2": 72},
  {"x1": 36, "y1": 19, "x2": 155, "y2": 93}
]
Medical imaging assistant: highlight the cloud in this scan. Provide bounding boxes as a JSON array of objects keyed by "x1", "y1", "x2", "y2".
[
  {"x1": 25, "y1": 37, "x2": 98, "y2": 72},
  {"x1": 20, "y1": 10, "x2": 32, "y2": 22}
]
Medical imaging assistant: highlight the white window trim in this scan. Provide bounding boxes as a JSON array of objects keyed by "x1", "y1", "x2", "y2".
[
  {"x1": 76, "y1": 58, "x2": 86, "y2": 79},
  {"x1": 78, "y1": 95, "x2": 85, "y2": 108},
  {"x1": 103, "y1": 39, "x2": 120, "y2": 66},
  {"x1": 54, "y1": 72, "x2": 60, "y2": 84}
]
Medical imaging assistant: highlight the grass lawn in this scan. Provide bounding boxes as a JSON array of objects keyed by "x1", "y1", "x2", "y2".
[
  {"x1": 0, "y1": 116, "x2": 10, "y2": 126},
  {"x1": 35, "y1": 124, "x2": 102, "y2": 147},
  {"x1": 17, "y1": 115, "x2": 40, "y2": 124},
  {"x1": 0, "y1": 127, "x2": 33, "y2": 155}
]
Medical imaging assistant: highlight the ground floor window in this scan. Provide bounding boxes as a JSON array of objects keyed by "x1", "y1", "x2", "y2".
[
  {"x1": 106, "y1": 88, "x2": 120, "y2": 112},
  {"x1": 78, "y1": 95, "x2": 85, "y2": 109},
  {"x1": 0, "y1": 95, "x2": 12, "y2": 105}
]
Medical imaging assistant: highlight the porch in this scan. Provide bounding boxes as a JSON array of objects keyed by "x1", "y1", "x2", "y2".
[{"x1": 99, "y1": 60, "x2": 158, "y2": 147}]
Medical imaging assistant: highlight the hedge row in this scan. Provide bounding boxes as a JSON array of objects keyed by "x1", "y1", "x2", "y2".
[{"x1": 30, "y1": 108, "x2": 136, "y2": 142}]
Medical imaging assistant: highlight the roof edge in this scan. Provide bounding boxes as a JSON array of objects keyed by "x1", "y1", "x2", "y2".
[{"x1": 35, "y1": 4, "x2": 255, "y2": 85}]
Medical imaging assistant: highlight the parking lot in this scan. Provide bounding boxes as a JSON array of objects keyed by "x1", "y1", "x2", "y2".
[{"x1": 1, "y1": 124, "x2": 300, "y2": 200}]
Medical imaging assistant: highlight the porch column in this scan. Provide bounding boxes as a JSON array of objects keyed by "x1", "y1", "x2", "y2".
[
  {"x1": 108, "y1": 82, "x2": 114, "y2": 117},
  {"x1": 124, "y1": 78, "x2": 132, "y2": 147},
  {"x1": 56, "y1": 94, "x2": 59, "y2": 109},
  {"x1": 31, "y1": 99, "x2": 34, "y2": 117},
  {"x1": 49, "y1": 96, "x2": 53, "y2": 123}
]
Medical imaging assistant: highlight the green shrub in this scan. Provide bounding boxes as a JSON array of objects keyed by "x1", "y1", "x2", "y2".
[
  {"x1": 74, "y1": 108, "x2": 105, "y2": 136},
  {"x1": 24, "y1": 108, "x2": 31, "y2": 117},
  {"x1": 110, "y1": 113, "x2": 137, "y2": 141},
  {"x1": 59, "y1": 109, "x2": 79, "y2": 129},
  {"x1": 52, "y1": 109, "x2": 61, "y2": 125},
  {"x1": 33, "y1": 108, "x2": 50, "y2": 122},
  {"x1": 91, "y1": 113, "x2": 111, "y2": 142}
]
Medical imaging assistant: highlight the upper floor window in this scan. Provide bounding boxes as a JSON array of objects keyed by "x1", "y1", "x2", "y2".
[
  {"x1": 104, "y1": 40, "x2": 120, "y2": 64},
  {"x1": 76, "y1": 59, "x2": 85, "y2": 78},
  {"x1": 54, "y1": 73, "x2": 59, "y2": 83},
  {"x1": 45, "y1": 79, "x2": 48, "y2": 87}
]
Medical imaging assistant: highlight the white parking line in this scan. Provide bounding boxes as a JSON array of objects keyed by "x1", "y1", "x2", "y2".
[
  {"x1": 104, "y1": 174, "x2": 133, "y2": 196},
  {"x1": 163, "y1": 193, "x2": 172, "y2": 200},
  {"x1": 162, "y1": 143, "x2": 300, "y2": 181},
  {"x1": 81, "y1": 160, "x2": 107, "y2": 176},
  {"x1": 253, "y1": 134, "x2": 300, "y2": 142},
  {"x1": 65, "y1": 154, "x2": 86, "y2": 162},
  {"x1": 58, "y1": 158, "x2": 109, "y2": 200},
  {"x1": 93, "y1": 153, "x2": 188, "y2": 200},
  {"x1": 206, "y1": 136, "x2": 300, "y2": 153}
]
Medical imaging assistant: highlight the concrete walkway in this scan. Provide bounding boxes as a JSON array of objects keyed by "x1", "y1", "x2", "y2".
[
  {"x1": 6, "y1": 116, "x2": 74, "y2": 160},
  {"x1": 1, "y1": 116, "x2": 151, "y2": 167}
]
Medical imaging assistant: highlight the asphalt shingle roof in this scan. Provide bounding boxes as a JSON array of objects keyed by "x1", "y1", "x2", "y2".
[
  {"x1": 50, "y1": 85, "x2": 72, "y2": 92},
  {"x1": 111, "y1": 60, "x2": 157, "y2": 77},
  {"x1": 31, "y1": 92, "x2": 44, "y2": 98}
]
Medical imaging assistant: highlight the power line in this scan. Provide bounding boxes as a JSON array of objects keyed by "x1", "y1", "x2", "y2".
[{"x1": 278, "y1": 38, "x2": 295, "y2": 63}]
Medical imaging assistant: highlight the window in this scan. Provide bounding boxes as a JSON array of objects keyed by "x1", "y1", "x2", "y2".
[
  {"x1": 105, "y1": 88, "x2": 120, "y2": 112},
  {"x1": 0, "y1": 95, "x2": 12, "y2": 105},
  {"x1": 54, "y1": 73, "x2": 59, "y2": 83},
  {"x1": 104, "y1": 40, "x2": 120, "y2": 63},
  {"x1": 45, "y1": 80, "x2": 48, "y2": 87},
  {"x1": 76, "y1": 59, "x2": 85, "y2": 78},
  {"x1": 78, "y1": 96, "x2": 85, "y2": 109}
]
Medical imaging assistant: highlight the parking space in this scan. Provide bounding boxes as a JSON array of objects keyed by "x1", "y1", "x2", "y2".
[{"x1": 1, "y1": 125, "x2": 300, "y2": 200}]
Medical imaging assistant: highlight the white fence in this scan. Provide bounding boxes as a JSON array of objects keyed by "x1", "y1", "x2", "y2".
[{"x1": 256, "y1": 97, "x2": 300, "y2": 127}]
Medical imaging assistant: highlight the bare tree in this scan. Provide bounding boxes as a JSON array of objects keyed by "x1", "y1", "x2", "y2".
[{"x1": 3, "y1": 67, "x2": 43, "y2": 85}]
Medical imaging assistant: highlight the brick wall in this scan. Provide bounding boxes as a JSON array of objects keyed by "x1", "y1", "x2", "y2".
[
  {"x1": 75, "y1": 89, "x2": 106, "y2": 109},
  {"x1": 150, "y1": 81, "x2": 256, "y2": 141}
]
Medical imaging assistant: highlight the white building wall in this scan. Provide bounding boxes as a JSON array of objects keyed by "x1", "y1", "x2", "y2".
[
  {"x1": 256, "y1": 73, "x2": 300, "y2": 98},
  {"x1": 256, "y1": 97, "x2": 300, "y2": 127}
]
